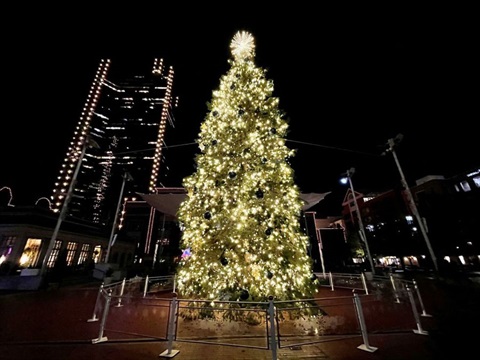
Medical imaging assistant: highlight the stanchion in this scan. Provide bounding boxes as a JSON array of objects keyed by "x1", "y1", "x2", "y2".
[
  {"x1": 412, "y1": 279, "x2": 432, "y2": 317},
  {"x1": 159, "y1": 292, "x2": 180, "y2": 358},
  {"x1": 115, "y1": 278, "x2": 126, "y2": 307},
  {"x1": 172, "y1": 274, "x2": 176, "y2": 293},
  {"x1": 268, "y1": 295, "x2": 278, "y2": 360},
  {"x1": 406, "y1": 286, "x2": 429, "y2": 335},
  {"x1": 143, "y1": 275, "x2": 149, "y2": 298},
  {"x1": 87, "y1": 282, "x2": 104, "y2": 322},
  {"x1": 389, "y1": 274, "x2": 401, "y2": 303},
  {"x1": 360, "y1": 272, "x2": 369, "y2": 295},
  {"x1": 353, "y1": 292, "x2": 378, "y2": 352},
  {"x1": 92, "y1": 289, "x2": 112, "y2": 344},
  {"x1": 329, "y1": 272, "x2": 334, "y2": 291}
]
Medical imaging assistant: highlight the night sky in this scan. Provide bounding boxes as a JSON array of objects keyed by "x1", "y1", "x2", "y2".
[{"x1": 1, "y1": 8, "x2": 477, "y2": 209}]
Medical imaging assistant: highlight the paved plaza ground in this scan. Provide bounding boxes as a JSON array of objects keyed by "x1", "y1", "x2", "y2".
[{"x1": 0, "y1": 273, "x2": 478, "y2": 360}]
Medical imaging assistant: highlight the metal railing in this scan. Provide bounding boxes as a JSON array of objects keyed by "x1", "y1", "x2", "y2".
[{"x1": 87, "y1": 272, "x2": 432, "y2": 359}]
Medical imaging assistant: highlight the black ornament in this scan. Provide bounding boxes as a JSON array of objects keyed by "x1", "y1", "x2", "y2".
[
  {"x1": 228, "y1": 171, "x2": 237, "y2": 179},
  {"x1": 270, "y1": 128, "x2": 276, "y2": 134},
  {"x1": 267, "y1": 271, "x2": 273, "y2": 279},
  {"x1": 265, "y1": 228, "x2": 272, "y2": 236},
  {"x1": 240, "y1": 289, "x2": 249, "y2": 300},
  {"x1": 261, "y1": 157, "x2": 268, "y2": 163},
  {"x1": 256, "y1": 189, "x2": 264, "y2": 199},
  {"x1": 211, "y1": 139, "x2": 217, "y2": 145},
  {"x1": 204, "y1": 212, "x2": 211, "y2": 220},
  {"x1": 220, "y1": 256, "x2": 228, "y2": 266},
  {"x1": 230, "y1": 83, "x2": 236, "y2": 90},
  {"x1": 238, "y1": 109, "x2": 245, "y2": 116},
  {"x1": 212, "y1": 111, "x2": 218, "y2": 117}
]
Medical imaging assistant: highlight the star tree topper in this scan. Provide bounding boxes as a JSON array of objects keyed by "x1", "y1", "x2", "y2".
[{"x1": 230, "y1": 30, "x2": 255, "y2": 61}]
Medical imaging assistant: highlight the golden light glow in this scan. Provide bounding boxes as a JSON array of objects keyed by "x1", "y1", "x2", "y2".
[
  {"x1": 176, "y1": 31, "x2": 316, "y2": 304},
  {"x1": 230, "y1": 31, "x2": 255, "y2": 61}
]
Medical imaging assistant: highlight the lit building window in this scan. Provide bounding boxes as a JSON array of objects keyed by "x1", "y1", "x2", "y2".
[
  {"x1": 0, "y1": 236, "x2": 16, "y2": 264},
  {"x1": 405, "y1": 215, "x2": 414, "y2": 225},
  {"x1": 460, "y1": 181, "x2": 471, "y2": 192},
  {"x1": 47, "y1": 240, "x2": 63, "y2": 268},
  {"x1": 77, "y1": 243, "x2": 91, "y2": 265},
  {"x1": 473, "y1": 176, "x2": 480, "y2": 188},
  {"x1": 66, "y1": 242, "x2": 79, "y2": 266},
  {"x1": 93, "y1": 245, "x2": 102, "y2": 263},
  {"x1": 19, "y1": 238, "x2": 42, "y2": 268}
]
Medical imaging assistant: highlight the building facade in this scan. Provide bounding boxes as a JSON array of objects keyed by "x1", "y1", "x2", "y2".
[
  {"x1": 50, "y1": 58, "x2": 178, "y2": 228},
  {"x1": 0, "y1": 204, "x2": 134, "y2": 290},
  {"x1": 340, "y1": 167, "x2": 480, "y2": 273}
]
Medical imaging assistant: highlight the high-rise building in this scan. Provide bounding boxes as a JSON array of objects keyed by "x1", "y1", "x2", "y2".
[{"x1": 51, "y1": 58, "x2": 178, "y2": 229}]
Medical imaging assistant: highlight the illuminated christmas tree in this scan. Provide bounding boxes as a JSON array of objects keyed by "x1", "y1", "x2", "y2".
[{"x1": 176, "y1": 31, "x2": 317, "y2": 303}]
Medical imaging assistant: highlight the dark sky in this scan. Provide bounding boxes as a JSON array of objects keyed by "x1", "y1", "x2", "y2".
[{"x1": 1, "y1": 8, "x2": 477, "y2": 208}]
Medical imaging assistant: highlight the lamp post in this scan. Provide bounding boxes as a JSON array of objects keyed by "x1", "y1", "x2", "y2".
[
  {"x1": 341, "y1": 168, "x2": 376, "y2": 274},
  {"x1": 104, "y1": 171, "x2": 133, "y2": 264},
  {"x1": 384, "y1": 134, "x2": 439, "y2": 273},
  {"x1": 40, "y1": 136, "x2": 99, "y2": 278}
]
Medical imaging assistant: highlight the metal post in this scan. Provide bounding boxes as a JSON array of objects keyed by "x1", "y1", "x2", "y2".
[
  {"x1": 385, "y1": 136, "x2": 438, "y2": 273},
  {"x1": 389, "y1": 274, "x2": 401, "y2": 303},
  {"x1": 345, "y1": 168, "x2": 375, "y2": 274},
  {"x1": 105, "y1": 171, "x2": 131, "y2": 264},
  {"x1": 317, "y1": 228, "x2": 326, "y2": 278},
  {"x1": 412, "y1": 279, "x2": 431, "y2": 317},
  {"x1": 353, "y1": 293, "x2": 378, "y2": 352},
  {"x1": 92, "y1": 289, "x2": 112, "y2": 344},
  {"x1": 116, "y1": 278, "x2": 126, "y2": 307},
  {"x1": 406, "y1": 286, "x2": 429, "y2": 335},
  {"x1": 40, "y1": 139, "x2": 89, "y2": 278},
  {"x1": 360, "y1": 272, "x2": 369, "y2": 295},
  {"x1": 268, "y1": 295, "x2": 278, "y2": 360},
  {"x1": 87, "y1": 282, "x2": 104, "y2": 322},
  {"x1": 159, "y1": 292, "x2": 180, "y2": 358},
  {"x1": 143, "y1": 275, "x2": 149, "y2": 298},
  {"x1": 329, "y1": 272, "x2": 334, "y2": 291}
]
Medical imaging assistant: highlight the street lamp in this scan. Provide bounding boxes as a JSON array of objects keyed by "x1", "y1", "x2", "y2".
[
  {"x1": 383, "y1": 134, "x2": 439, "y2": 273},
  {"x1": 40, "y1": 136, "x2": 100, "y2": 278},
  {"x1": 104, "y1": 171, "x2": 133, "y2": 264},
  {"x1": 340, "y1": 168, "x2": 376, "y2": 274}
]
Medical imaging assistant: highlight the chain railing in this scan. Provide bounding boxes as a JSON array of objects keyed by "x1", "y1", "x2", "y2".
[{"x1": 87, "y1": 272, "x2": 432, "y2": 359}]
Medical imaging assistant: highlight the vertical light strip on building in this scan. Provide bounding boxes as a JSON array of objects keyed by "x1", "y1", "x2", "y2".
[
  {"x1": 51, "y1": 59, "x2": 110, "y2": 212},
  {"x1": 149, "y1": 64, "x2": 174, "y2": 193},
  {"x1": 145, "y1": 61, "x2": 174, "y2": 253}
]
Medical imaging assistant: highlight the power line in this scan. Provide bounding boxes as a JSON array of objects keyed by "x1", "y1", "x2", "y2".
[
  {"x1": 287, "y1": 139, "x2": 380, "y2": 157},
  {"x1": 112, "y1": 139, "x2": 379, "y2": 157},
  {"x1": 112, "y1": 142, "x2": 197, "y2": 156}
]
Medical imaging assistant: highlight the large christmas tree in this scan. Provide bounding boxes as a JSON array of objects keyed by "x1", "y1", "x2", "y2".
[{"x1": 176, "y1": 31, "x2": 317, "y2": 303}]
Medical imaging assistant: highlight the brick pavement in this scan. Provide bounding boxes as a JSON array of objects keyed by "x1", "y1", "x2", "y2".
[{"x1": 0, "y1": 275, "x2": 477, "y2": 360}]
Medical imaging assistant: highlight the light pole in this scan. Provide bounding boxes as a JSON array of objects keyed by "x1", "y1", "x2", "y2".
[
  {"x1": 40, "y1": 136, "x2": 99, "y2": 278},
  {"x1": 104, "y1": 171, "x2": 133, "y2": 264},
  {"x1": 383, "y1": 134, "x2": 439, "y2": 273},
  {"x1": 341, "y1": 168, "x2": 376, "y2": 274}
]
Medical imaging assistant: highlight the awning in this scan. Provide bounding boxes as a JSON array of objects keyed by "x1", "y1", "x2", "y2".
[
  {"x1": 138, "y1": 190, "x2": 330, "y2": 218},
  {"x1": 300, "y1": 192, "x2": 331, "y2": 210}
]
